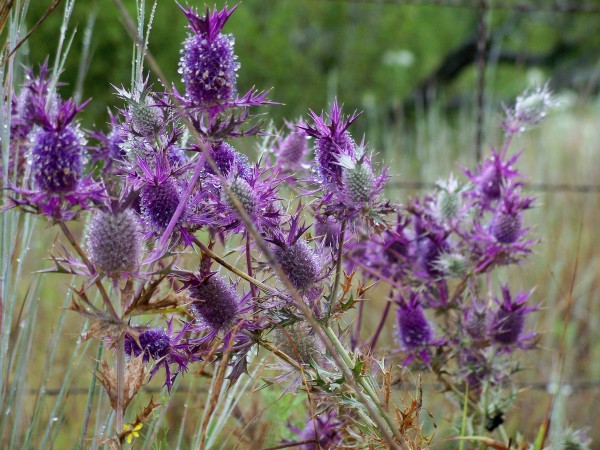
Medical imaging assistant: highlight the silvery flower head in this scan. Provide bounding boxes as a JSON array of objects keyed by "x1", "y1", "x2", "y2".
[
  {"x1": 178, "y1": 3, "x2": 240, "y2": 106},
  {"x1": 505, "y1": 84, "x2": 558, "y2": 132},
  {"x1": 86, "y1": 208, "x2": 143, "y2": 278}
]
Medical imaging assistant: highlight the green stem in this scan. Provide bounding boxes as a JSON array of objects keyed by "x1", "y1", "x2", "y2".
[{"x1": 326, "y1": 220, "x2": 347, "y2": 317}]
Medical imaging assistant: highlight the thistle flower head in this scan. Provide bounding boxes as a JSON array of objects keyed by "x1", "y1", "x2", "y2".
[
  {"x1": 125, "y1": 327, "x2": 171, "y2": 362},
  {"x1": 274, "y1": 120, "x2": 308, "y2": 171},
  {"x1": 178, "y1": 4, "x2": 239, "y2": 105},
  {"x1": 114, "y1": 82, "x2": 165, "y2": 137},
  {"x1": 211, "y1": 164, "x2": 282, "y2": 235},
  {"x1": 205, "y1": 141, "x2": 251, "y2": 180},
  {"x1": 489, "y1": 186, "x2": 535, "y2": 244},
  {"x1": 463, "y1": 149, "x2": 523, "y2": 205},
  {"x1": 463, "y1": 301, "x2": 490, "y2": 341},
  {"x1": 29, "y1": 97, "x2": 88, "y2": 194},
  {"x1": 272, "y1": 322, "x2": 323, "y2": 364},
  {"x1": 301, "y1": 99, "x2": 359, "y2": 186},
  {"x1": 490, "y1": 285, "x2": 537, "y2": 348},
  {"x1": 267, "y1": 214, "x2": 321, "y2": 292},
  {"x1": 505, "y1": 84, "x2": 558, "y2": 132},
  {"x1": 433, "y1": 252, "x2": 468, "y2": 278},
  {"x1": 435, "y1": 174, "x2": 466, "y2": 221},
  {"x1": 140, "y1": 176, "x2": 182, "y2": 231},
  {"x1": 186, "y1": 272, "x2": 239, "y2": 332},
  {"x1": 86, "y1": 209, "x2": 143, "y2": 277},
  {"x1": 313, "y1": 214, "x2": 341, "y2": 249},
  {"x1": 395, "y1": 292, "x2": 433, "y2": 351},
  {"x1": 124, "y1": 320, "x2": 198, "y2": 392}
]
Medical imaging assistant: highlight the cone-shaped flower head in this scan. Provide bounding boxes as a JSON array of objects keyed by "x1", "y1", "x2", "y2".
[
  {"x1": 125, "y1": 327, "x2": 171, "y2": 362},
  {"x1": 338, "y1": 149, "x2": 375, "y2": 204},
  {"x1": 490, "y1": 285, "x2": 536, "y2": 346},
  {"x1": 29, "y1": 98, "x2": 87, "y2": 194},
  {"x1": 490, "y1": 187, "x2": 534, "y2": 244},
  {"x1": 505, "y1": 84, "x2": 558, "y2": 132},
  {"x1": 205, "y1": 141, "x2": 251, "y2": 180},
  {"x1": 129, "y1": 96, "x2": 165, "y2": 137},
  {"x1": 187, "y1": 272, "x2": 239, "y2": 331},
  {"x1": 140, "y1": 176, "x2": 182, "y2": 231},
  {"x1": 273, "y1": 322, "x2": 323, "y2": 364},
  {"x1": 273, "y1": 239, "x2": 320, "y2": 292},
  {"x1": 463, "y1": 301, "x2": 489, "y2": 341},
  {"x1": 396, "y1": 292, "x2": 432, "y2": 350},
  {"x1": 301, "y1": 99, "x2": 358, "y2": 187},
  {"x1": 464, "y1": 149, "x2": 522, "y2": 205},
  {"x1": 178, "y1": 4, "x2": 239, "y2": 105},
  {"x1": 87, "y1": 209, "x2": 143, "y2": 277},
  {"x1": 268, "y1": 214, "x2": 321, "y2": 292},
  {"x1": 221, "y1": 175, "x2": 258, "y2": 217},
  {"x1": 435, "y1": 174, "x2": 465, "y2": 221},
  {"x1": 275, "y1": 121, "x2": 308, "y2": 170}
]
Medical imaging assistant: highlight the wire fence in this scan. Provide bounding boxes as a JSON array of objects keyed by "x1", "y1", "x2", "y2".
[{"x1": 323, "y1": 0, "x2": 600, "y2": 194}]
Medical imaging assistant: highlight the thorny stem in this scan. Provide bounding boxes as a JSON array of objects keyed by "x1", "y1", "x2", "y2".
[
  {"x1": 326, "y1": 220, "x2": 346, "y2": 317},
  {"x1": 58, "y1": 221, "x2": 118, "y2": 320},
  {"x1": 245, "y1": 235, "x2": 257, "y2": 299},
  {"x1": 155, "y1": 152, "x2": 205, "y2": 255}
]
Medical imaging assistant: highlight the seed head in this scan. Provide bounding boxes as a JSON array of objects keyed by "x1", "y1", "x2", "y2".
[
  {"x1": 30, "y1": 125, "x2": 84, "y2": 193},
  {"x1": 273, "y1": 239, "x2": 320, "y2": 292},
  {"x1": 188, "y1": 273, "x2": 239, "y2": 331},
  {"x1": 140, "y1": 177, "x2": 182, "y2": 230},
  {"x1": 87, "y1": 209, "x2": 143, "y2": 277}
]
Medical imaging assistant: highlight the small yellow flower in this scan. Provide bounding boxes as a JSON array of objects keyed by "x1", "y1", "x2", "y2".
[{"x1": 123, "y1": 422, "x2": 143, "y2": 444}]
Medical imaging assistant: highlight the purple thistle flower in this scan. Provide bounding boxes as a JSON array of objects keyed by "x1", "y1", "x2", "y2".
[
  {"x1": 86, "y1": 209, "x2": 143, "y2": 278},
  {"x1": 204, "y1": 141, "x2": 251, "y2": 180},
  {"x1": 178, "y1": 3, "x2": 239, "y2": 106},
  {"x1": 186, "y1": 272, "x2": 240, "y2": 332},
  {"x1": 313, "y1": 214, "x2": 341, "y2": 249},
  {"x1": 274, "y1": 120, "x2": 308, "y2": 171},
  {"x1": 395, "y1": 292, "x2": 433, "y2": 353},
  {"x1": 301, "y1": 99, "x2": 359, "y2": 187},
  {"x1": 210, "y1": 163, "x2": 282, "y2": 235},
  {"x1": 490, "y1": 285, "x2": 537, "y2": 349},
  {"x1": 89, "y1": 111, "x2": 127, "y2": 173},
  {"x1": 293, "y1": 410, "x2": 343, "y2": 450},
  {"x1": 489, "y1": 187, "x2": 534, "y2": 244},
  {"x1": 140, "y1": 176, "x2": 182, "y2": 231},
  {"x1": 29, "y1": 97, "x2": 89, "y2": 194},
  {"x1": 266, "y1": 213, "x2": 323, "y2": 293},
  {"x1": 124, "y1": 320, "x2": 198, "y2": 392},
  {"x1": 463, "y1": 301, "x2": 489, "y2": 342},
  {"x1": 463, "y1": 148, "x2": 523, "y2": 207}
]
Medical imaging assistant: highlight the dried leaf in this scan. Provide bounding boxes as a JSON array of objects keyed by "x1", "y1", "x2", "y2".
[{"x1": 96, "y1": 354, "x2": 149, "y2": 412}]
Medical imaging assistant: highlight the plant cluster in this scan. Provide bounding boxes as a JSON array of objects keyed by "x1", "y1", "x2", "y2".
[{"x1": 2, "y1": 2, "x2": 590, "y2": 449}]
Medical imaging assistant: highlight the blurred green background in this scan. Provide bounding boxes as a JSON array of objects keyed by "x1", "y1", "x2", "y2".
[{"x1": 22, "y1": 0, "x2": 600, "y2": 142}]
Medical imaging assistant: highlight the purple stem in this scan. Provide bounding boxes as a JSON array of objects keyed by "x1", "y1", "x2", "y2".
[
  {"x1": 155, "y1": 151, "x2": 206, "y2": 254},
  {"x1": 366, "y1": 300, "x2": 392, "y2": 354}
]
